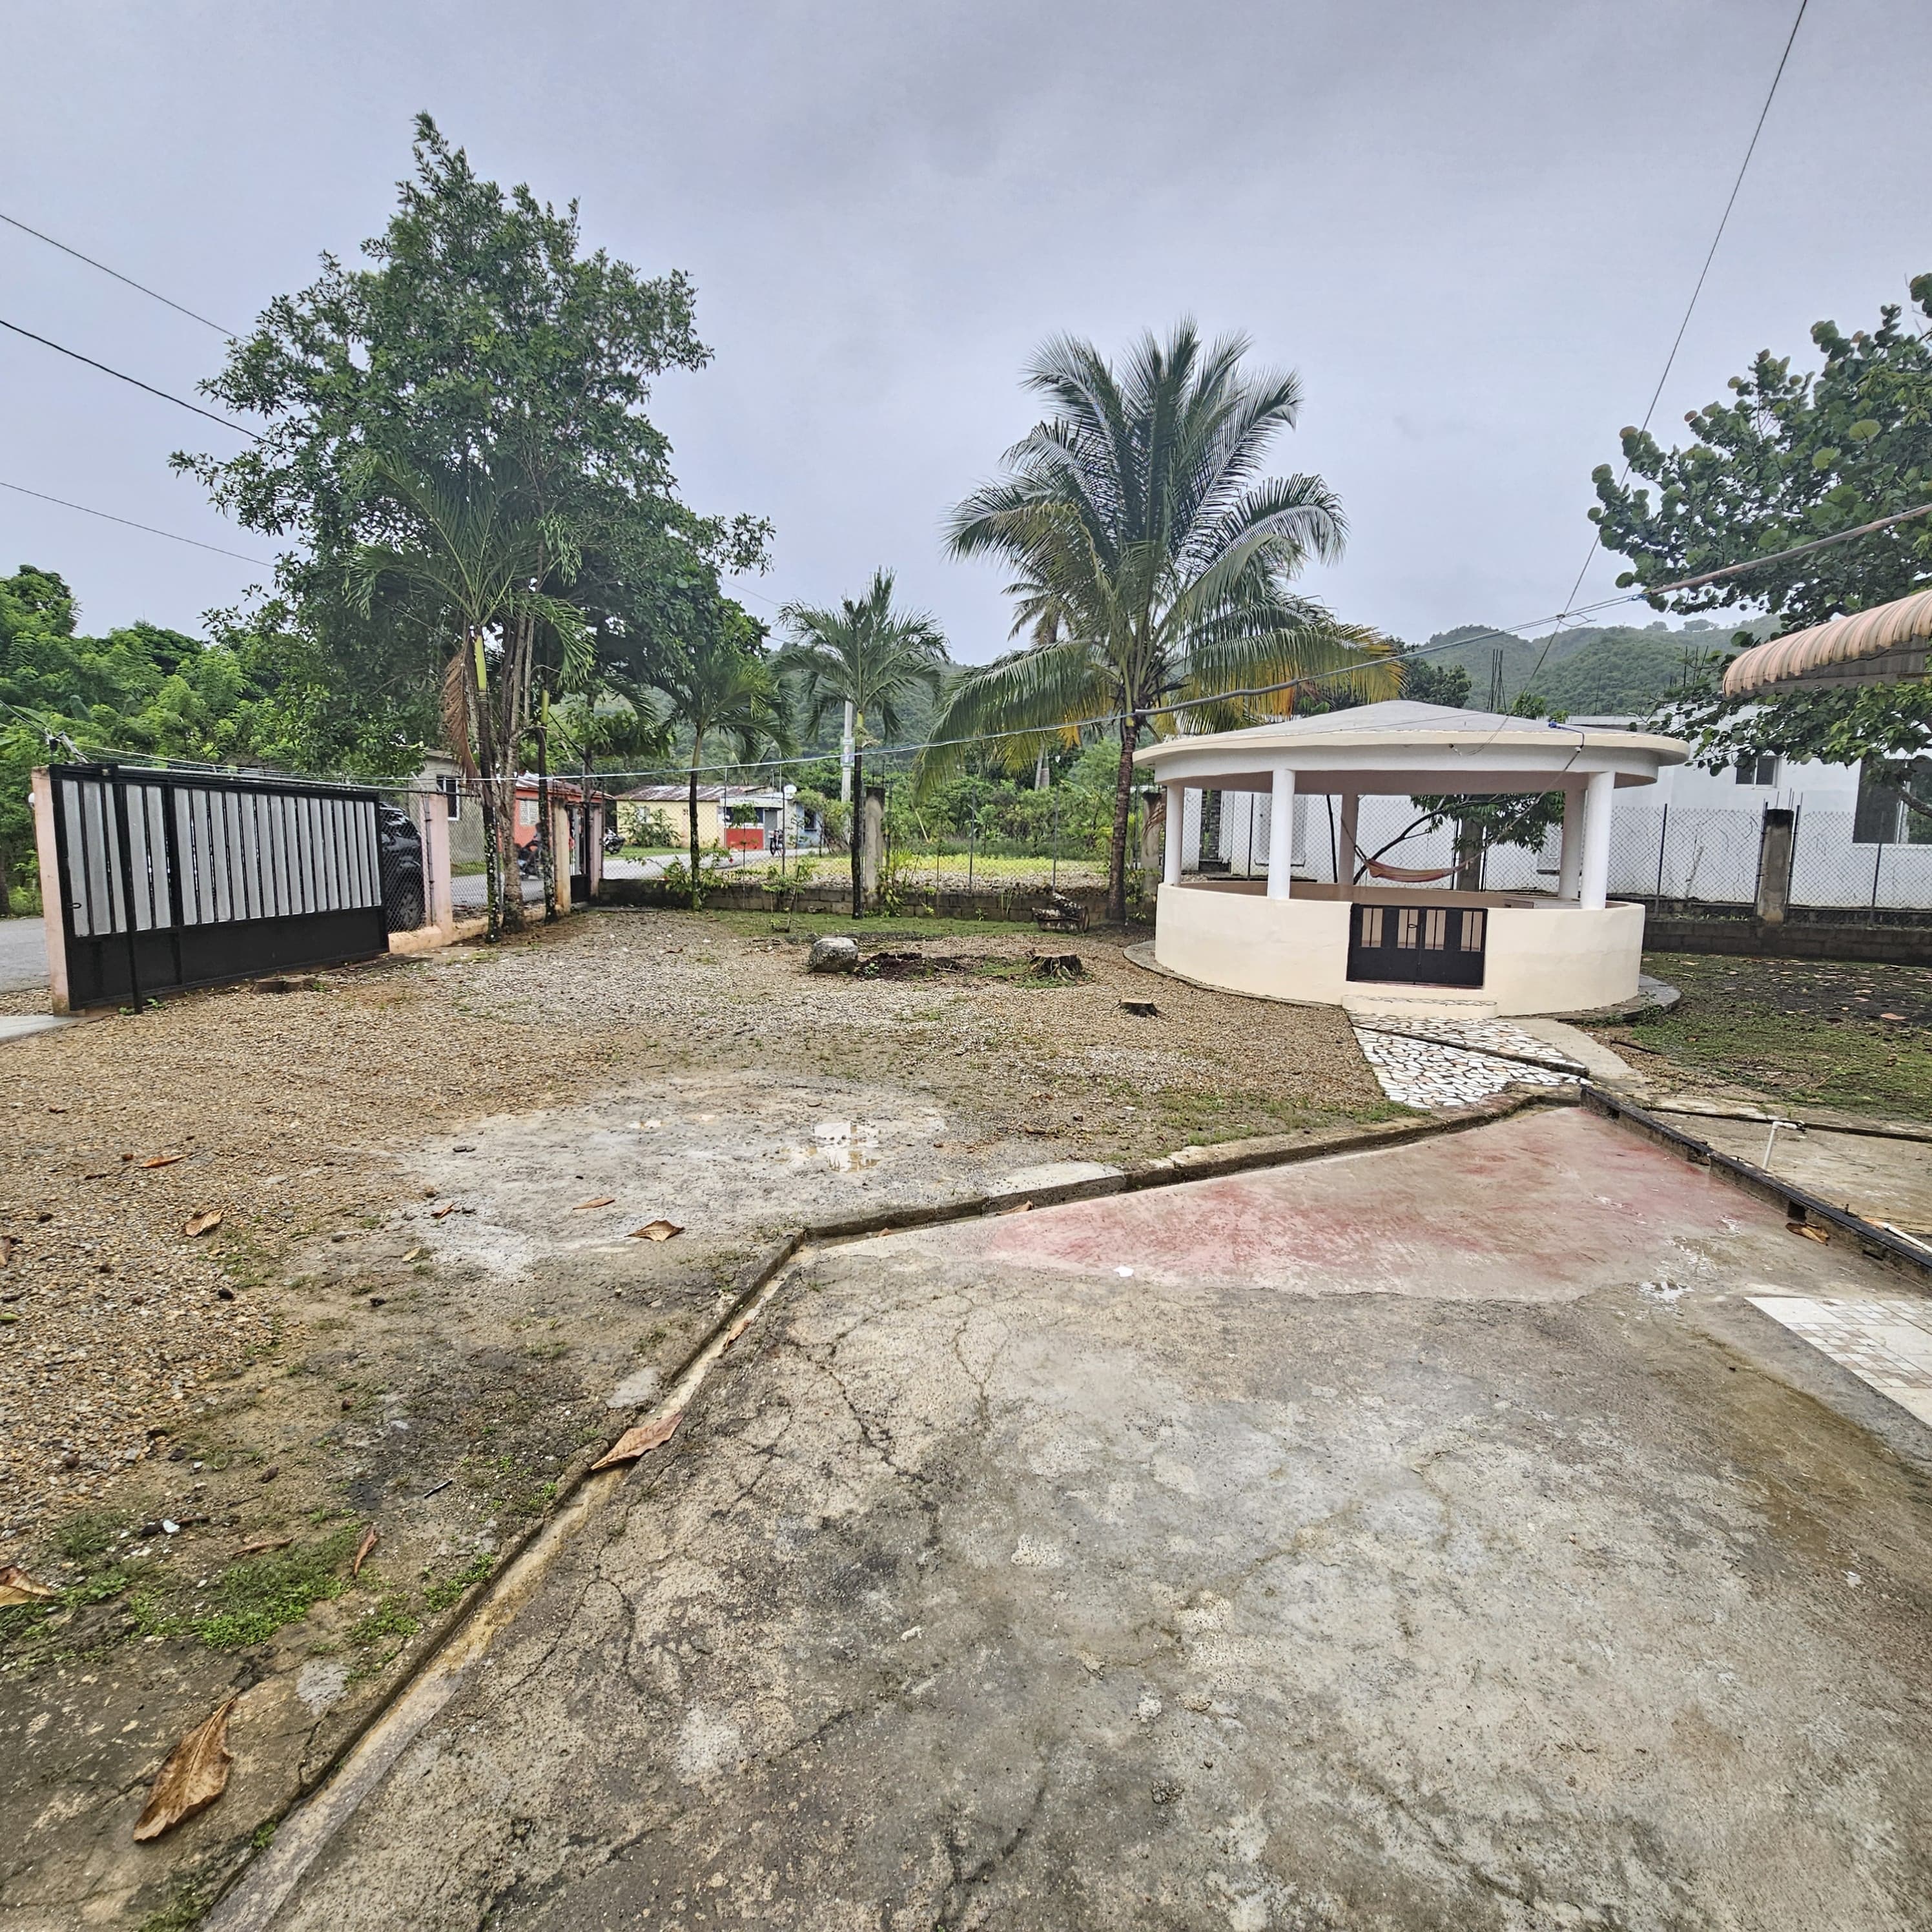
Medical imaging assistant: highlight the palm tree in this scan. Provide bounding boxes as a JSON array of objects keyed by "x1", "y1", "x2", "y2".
[
  {"x1": 650, "y1": 613, "x2": 785, "y2": 907},
  {"x1": 931, "y1": 323, "x2": 1397, "y2": 923},
  {"x1": 346, "y1": 457, "x2": 591, "y2": 939},
  {"x1": 777, "y1": 570, "x2": 948, "y2": 917}
]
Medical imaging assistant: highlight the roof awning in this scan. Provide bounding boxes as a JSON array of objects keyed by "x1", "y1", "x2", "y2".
[{"x1": 1723, "y1": 586, "x2": 1932, "y2": 696}]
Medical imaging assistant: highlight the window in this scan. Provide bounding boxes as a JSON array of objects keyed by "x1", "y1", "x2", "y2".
[
  {"x1": 1395, "y1": 907, "x2": 1423, "y2": 949},
  {"x1": 1459, "y1": 910, "x2": 1486, "y2": 952},
  {"x1": 1420, "y1": 908, "x2": 1448, "y2": 951},
  {"x1": 1734, "y1": 753, "x2": 1779, "y2": 786},
  {"x1": 1359, "y1": 906, "x2": 1384, "y2": 947},
  {"x1": 438, "y1": 774, "x2": 461, "y2": 821}
]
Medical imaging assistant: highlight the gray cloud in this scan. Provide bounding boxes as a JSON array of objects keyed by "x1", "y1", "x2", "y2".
[{"x1": 3, "y1": 0, "x2": 1924, "y2": 660}]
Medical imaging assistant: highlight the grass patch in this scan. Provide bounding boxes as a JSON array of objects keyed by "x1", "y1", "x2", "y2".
[
  {"x1": 131, "y1": 1529, "x2": 357, "y2": 1650},
  {"x1": 52, "y1": 1508, "x2": 128, "y2": 1563},
  {"x1": 1608, "y1": 952, "x2": 1932, "y2": 1120},
  {"x1": 347, "y1": 1593, "x2": 421, "y2": 1647},
  {"x1": 422, "y1": 1554, "x2": 495, "y2": 1613}
]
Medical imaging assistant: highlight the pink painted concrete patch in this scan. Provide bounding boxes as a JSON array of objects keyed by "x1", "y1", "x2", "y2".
[{"x1": 973, "y1": 1109, "x2": 1790, "y2": 1302}]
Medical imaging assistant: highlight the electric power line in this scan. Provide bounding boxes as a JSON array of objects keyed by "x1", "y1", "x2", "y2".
[
  {"x1": 0, "y1": 315, "x2": 260, "y2": 440},
  {"x1": 0, "y1": 211, "x2": 238, "y2": 336},
  {"x1": 0, "y1": 478, "x2": 271, "y2": 566},
  {"x1": 1511, "y1": 0, "x2": 1811, "y2": 713}
]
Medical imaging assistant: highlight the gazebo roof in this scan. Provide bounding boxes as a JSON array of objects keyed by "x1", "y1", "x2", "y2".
[{"x1": 1133, "y1": 700, "x2": 1689, "y2": 795}]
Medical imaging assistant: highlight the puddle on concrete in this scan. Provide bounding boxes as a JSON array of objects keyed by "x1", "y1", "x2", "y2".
[
  {"x1": 808, "y1": 1120, "x2": 881, "y2": 1171},
  {"x1": 397, "y1": 1071, "x2": 1056, "y2": 1279}
]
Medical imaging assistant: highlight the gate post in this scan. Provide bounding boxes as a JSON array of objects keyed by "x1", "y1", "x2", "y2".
[
  {"x1": 586, "y1": 798, "x2": 605, "y2": 901},
  {"x1": 1755, "y1": 807, "x2": 1796, "y2": 925},
  {"x1": 30, "y1": 768, "x2": 70, "y2": 1013},
  {"x1": 420, "y1": 788, "x2": 455, "y2": 936},
  {"x1": 550, "y1": 799, "x2": 573, "y2": 914}
]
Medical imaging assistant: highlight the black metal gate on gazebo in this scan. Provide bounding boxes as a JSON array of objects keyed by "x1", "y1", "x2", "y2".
[
  {"x1": 48, "y1": 764, "x2": 392, "y2": 1009},
  {"x1": 1346, "y1": 901, "x2": 1488, "y2": 989}
]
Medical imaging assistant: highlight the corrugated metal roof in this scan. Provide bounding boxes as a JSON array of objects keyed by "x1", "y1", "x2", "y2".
[{"x1": 1723, "y1": 587, "x2": 1932, "y2": 695}]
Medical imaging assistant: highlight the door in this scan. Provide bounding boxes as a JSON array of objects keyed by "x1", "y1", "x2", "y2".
[{"x1": 1346, "y1": 901, "x2": 1486, "y2": 989}]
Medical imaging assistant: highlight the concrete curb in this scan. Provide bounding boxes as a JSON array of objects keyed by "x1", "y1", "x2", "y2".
[{"x1": 1579, "y1": 1085, "x2": 1932, "y2": 1281}]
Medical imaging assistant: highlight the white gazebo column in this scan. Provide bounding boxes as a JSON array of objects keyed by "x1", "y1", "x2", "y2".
[
  {"x1": 1557, "y1": 788, "x2": 1583, "y2": 901},
  {"x1": 1163, "y1": 783, "x2": 1185, "y2": 887},
  {"x1": 1578, "y1": 769, "x2": 1615, "y2": 911},
  {"x1": 1338, "y1": 792, "x2": 1361, "y2": 896},
  {"x1": 1265, "y1": 764, "x2": 1296, "y2": 901}
]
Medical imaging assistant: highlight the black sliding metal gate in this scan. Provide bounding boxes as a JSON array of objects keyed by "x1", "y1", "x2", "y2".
[{"x1": 49, "y1": 764, "x2": 391, "y2": 1009}]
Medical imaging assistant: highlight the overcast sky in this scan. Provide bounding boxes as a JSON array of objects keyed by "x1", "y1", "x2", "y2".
[{"x1": 4, "y1": 0, "x2": 1926, "y2": 664}]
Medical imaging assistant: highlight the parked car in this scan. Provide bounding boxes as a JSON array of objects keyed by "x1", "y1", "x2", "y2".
[{"x1": 375, "y1": 804, "x2": 426, "y2": 932}]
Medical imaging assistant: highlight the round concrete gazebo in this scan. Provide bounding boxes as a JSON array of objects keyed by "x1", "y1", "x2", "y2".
[{"x1": 1134, "y1": 700, "x2": 1690, "y2": 1018}]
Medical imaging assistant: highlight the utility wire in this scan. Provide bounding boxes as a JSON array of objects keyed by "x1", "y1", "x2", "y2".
[
  {"x1": 1649, "y1": 498, "x2": 1932, "y2": 595},
  {"x1": 0, "y1": 478, "x2": 271, "y2": 565},
  {"x1": 0, "y1": 212, "x2": 238, "y2": 336},
  {"x1": 0, "y1": 315, "x2": 260, "y2": 439},
  {"x1": 1513, "y1": 0, "x2": 1811, "y2": 711}
]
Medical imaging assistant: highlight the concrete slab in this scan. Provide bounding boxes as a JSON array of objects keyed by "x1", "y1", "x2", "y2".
[
  {"x1": 1691, "y1": 1116, "x2": 1932, "y2": 1238},
  {"x1": 239, "y1": 1109, "x2": 1932, "y2": 1931},
  {"x1": 0, "y1": 1012, "x2": 70, "y2": 1045}
]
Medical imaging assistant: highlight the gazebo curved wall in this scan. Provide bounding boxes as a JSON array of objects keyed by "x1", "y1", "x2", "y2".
[{"x1": 1153, "y1": 884, "x2": 1645, "y2": 1017}]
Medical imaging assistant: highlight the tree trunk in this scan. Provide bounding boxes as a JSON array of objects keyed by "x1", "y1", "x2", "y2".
[
  {"x1": 850, "y1": 747, "x2": 865, "y2": 919},
  {"x1": 537, "y1": 696, "x2": 557, "y2": 924},
  {"x1": 687, "y1": 752, "x2": 703, "y2": 910},
  {"x1": 1107, "y1": 717, "x2": 1138, "y2": 925},
  {"x1": 466, "y1": 633, "x2": 503, "y2": 943}
]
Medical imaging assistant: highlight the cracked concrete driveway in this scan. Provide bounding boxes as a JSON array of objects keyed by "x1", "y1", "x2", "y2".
[{"x1": 237, "y1": 1107, "x2": 1932, "y2": 1931}]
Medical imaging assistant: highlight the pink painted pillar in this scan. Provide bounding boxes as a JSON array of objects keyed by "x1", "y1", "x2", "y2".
[
  {"x1": 420, "y1": 789, "x2": 454, "y2": 935},
  {"x1": 30, "y1": 768, "x2": 69, "y2": 1013},
  {"x1": 550, "y1": 799, "x2": 573, "y2": 913}
]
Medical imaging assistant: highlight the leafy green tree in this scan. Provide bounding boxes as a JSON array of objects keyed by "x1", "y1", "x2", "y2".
[
  {"x1": 652, "y1": 603, "x2": 785, "y2": 905},
  {"x1": 1398, "y1": 653, "x2": 1472, "y2": 710},
  {"x1": 1593, "y1": 277, "x2": 1932, "y2": 625},
  {"x1": 778, "y1": 570, "x2": 948, "y2": 916},
  {"x1": 1594, "y1": 274, "x2": 1932, "y2": 793},
  {"x1": 178, "y1": 115, "x2": 768, "y2": 916},
  {"x1": 0, "y1": 567, "x2": 298, "y2": 903},
  {"x1": 932, "y1": 324, "x2": 1396, "y2": 923},
  {"x1": 345, "y1": 458, "x2": 595, "y2": 932}
]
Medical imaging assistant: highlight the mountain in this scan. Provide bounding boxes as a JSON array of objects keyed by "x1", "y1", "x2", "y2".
[{"x1": 1417, "y1": 620, "x2": 1752, "y2": 717}]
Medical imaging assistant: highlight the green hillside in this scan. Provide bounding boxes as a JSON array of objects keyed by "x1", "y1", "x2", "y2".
[{"x1": 1417, "y1": 620, "x2": 1749, "y2": 717}]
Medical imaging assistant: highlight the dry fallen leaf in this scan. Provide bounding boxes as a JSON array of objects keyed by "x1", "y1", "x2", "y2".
[
  {"x1": 352, "y1": 1525, "x2": 379, "y2": 1578},
  {"x1": 572, "y1": 1197, "x2": 617, "y2": 1211},
  {"x1": 1787, "y1": 1222, "x2": 1831, "y2": 1245},
  {"x1": 234, "y1": 1536, "x2": 293, "y2": 1557},
  {"x1": 181, "y1": 1210, "x2": 223, "y2": 1238},
  {"x1": 592, "y1": 1408, "x2": 684, "y2": 1470},
  {"x1": 0, "y1": 1565, "x2": 57, "y2": 1606},
  {"x1": 431, "y1": 1202, "x2": 457, "y2": 1220},
  {"x1": 402, "y1": 1247, "x2": 426, "y2": 1263},
  {"x1": 141, "y1": 1153, "x2": 188, "y2": 1170},
  {"x1": 0, "y1": 1234, "x2": 14, "y2": 1268},
  {"x1": 628, "y1": 1220, "x2": 683, "y2": 1242},
  {"x1": 132, "y1": 1698, "x2": 236, "y2": 1842}
]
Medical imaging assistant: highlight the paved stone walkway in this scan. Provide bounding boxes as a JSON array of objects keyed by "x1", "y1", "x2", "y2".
[
  {"x1": 1352, "y1": 1023, "x2": 1580, "y2": 1111},
  {"x1": 1751, "y1": 1294, "x2": 1932, "y2": 1428}
]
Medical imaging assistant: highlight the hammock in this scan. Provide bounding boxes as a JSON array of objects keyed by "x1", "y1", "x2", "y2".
[{"x1": 1363, "y1": 859, "x2": 1460, "y2": 883}]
